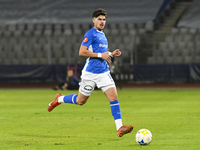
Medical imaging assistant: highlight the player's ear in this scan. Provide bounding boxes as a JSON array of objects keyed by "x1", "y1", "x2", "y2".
[{"x1": 92, "y1": 17, "x2": 95, "y2": 23}]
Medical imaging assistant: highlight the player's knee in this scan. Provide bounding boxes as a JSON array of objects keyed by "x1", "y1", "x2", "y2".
[{"x1": 110, "y1": 93, "x2": 118, "y2": 101}]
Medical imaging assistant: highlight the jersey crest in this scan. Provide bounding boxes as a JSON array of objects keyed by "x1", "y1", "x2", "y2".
[{"x1": 83, "y1": 37, "x2": 88, "y2": 43}]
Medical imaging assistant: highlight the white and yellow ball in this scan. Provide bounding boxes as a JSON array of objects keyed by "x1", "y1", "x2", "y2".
[{"x1": 135, "y1": 129, "x2": 152, "y2": 145}]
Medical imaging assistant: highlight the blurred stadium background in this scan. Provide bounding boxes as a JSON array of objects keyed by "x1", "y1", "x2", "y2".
[{"x1": 0, "y1": 0, "x2": 200, "y2": 87}]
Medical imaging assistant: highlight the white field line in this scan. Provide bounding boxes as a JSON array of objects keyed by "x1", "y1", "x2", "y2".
[{"x1": 0, "y1": 116, "x2": 199, "y2": 119}]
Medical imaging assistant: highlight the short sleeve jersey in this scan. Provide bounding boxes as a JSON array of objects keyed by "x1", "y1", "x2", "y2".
[{"x1": 81, "y1": 28, "x2": 109, "y2": 74}]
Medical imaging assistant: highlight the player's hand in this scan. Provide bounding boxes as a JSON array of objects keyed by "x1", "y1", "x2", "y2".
[
  {"x1": 102, "y1": 52, "x2": 112, "y2": 63},
  {"x1": 112, "y1": 49, "x2": 121, "y2": 57}
]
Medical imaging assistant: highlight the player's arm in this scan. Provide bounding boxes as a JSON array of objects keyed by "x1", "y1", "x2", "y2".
[
  {"x1": 79, "y1": 45, "x2": 99, "y2": 57},
  {"x1": 79, "y1": 45, "x2": 112, "y2": 63}
]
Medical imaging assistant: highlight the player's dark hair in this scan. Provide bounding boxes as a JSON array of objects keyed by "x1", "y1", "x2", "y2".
[{"x1": 92, "y1": 8, "x2": 107, "y2": 18}]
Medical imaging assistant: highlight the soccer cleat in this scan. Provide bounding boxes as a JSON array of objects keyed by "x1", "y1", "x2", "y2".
[
  {"x1": 117, "y1": 125, "x2": 134, "y2": 137},
  {"x1": 48, "y1": 93, "x2": 63, "y2": 112}
]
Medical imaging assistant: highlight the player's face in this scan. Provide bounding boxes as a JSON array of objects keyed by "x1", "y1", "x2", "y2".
[{"x1": 93, "y1": 15, "x2": 106, "y2": 31}]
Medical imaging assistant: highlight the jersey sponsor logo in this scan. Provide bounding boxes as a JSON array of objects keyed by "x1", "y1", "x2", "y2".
[
  {"x1": 83, "y1": 37, "x2": 88, "y2": 43},
  {"x1": 84, "y1": 85, "x2": 93, "y2": 91},
  {"x1": 99, "y1": 44, "x2": 108, "y2": 48}
]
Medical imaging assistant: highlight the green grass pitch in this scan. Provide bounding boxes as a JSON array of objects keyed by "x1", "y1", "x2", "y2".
[{"x1": 0, "y1": 88, "x2": 200, "y2": 150}]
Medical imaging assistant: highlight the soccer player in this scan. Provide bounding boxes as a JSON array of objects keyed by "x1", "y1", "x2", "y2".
[{"x1": 48, "y1": 8, "x2": 133, "y2": 137}]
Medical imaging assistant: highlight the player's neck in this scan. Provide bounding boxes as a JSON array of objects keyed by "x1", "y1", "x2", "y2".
[{"x1": 93, "y1": 27, "x2": 103, "y2": 32}]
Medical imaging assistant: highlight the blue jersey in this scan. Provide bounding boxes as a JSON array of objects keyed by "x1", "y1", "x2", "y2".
[{"x1": 81, "y1": 28, "x2": 109, "y2": 74}]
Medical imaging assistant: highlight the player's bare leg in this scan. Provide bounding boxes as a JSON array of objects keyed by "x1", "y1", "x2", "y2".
[
  {"x1": 76, "y1": 91, "x2": 89, "y2": 105},
  {"x1": 104, "y1": 87, "x2": 134, "y2": 137},
  {"x1": 48, "y1": 91, "x2": 90, "y2": 112},
  {"x1": 104, "y1": 87, "x2": 118, "y2": 102}
]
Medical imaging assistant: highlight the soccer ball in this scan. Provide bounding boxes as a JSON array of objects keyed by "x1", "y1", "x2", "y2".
[{"x1": 135, "y1": 129, "x2": 152, "y2": 145}]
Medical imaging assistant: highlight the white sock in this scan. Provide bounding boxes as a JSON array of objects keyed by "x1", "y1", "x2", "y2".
[
  {"x1": 115, "y1": 119, "x2": 123, "y2": 130},
  {"x1": 58, "y1": 96, "x2": 64, "y2": 103}
]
